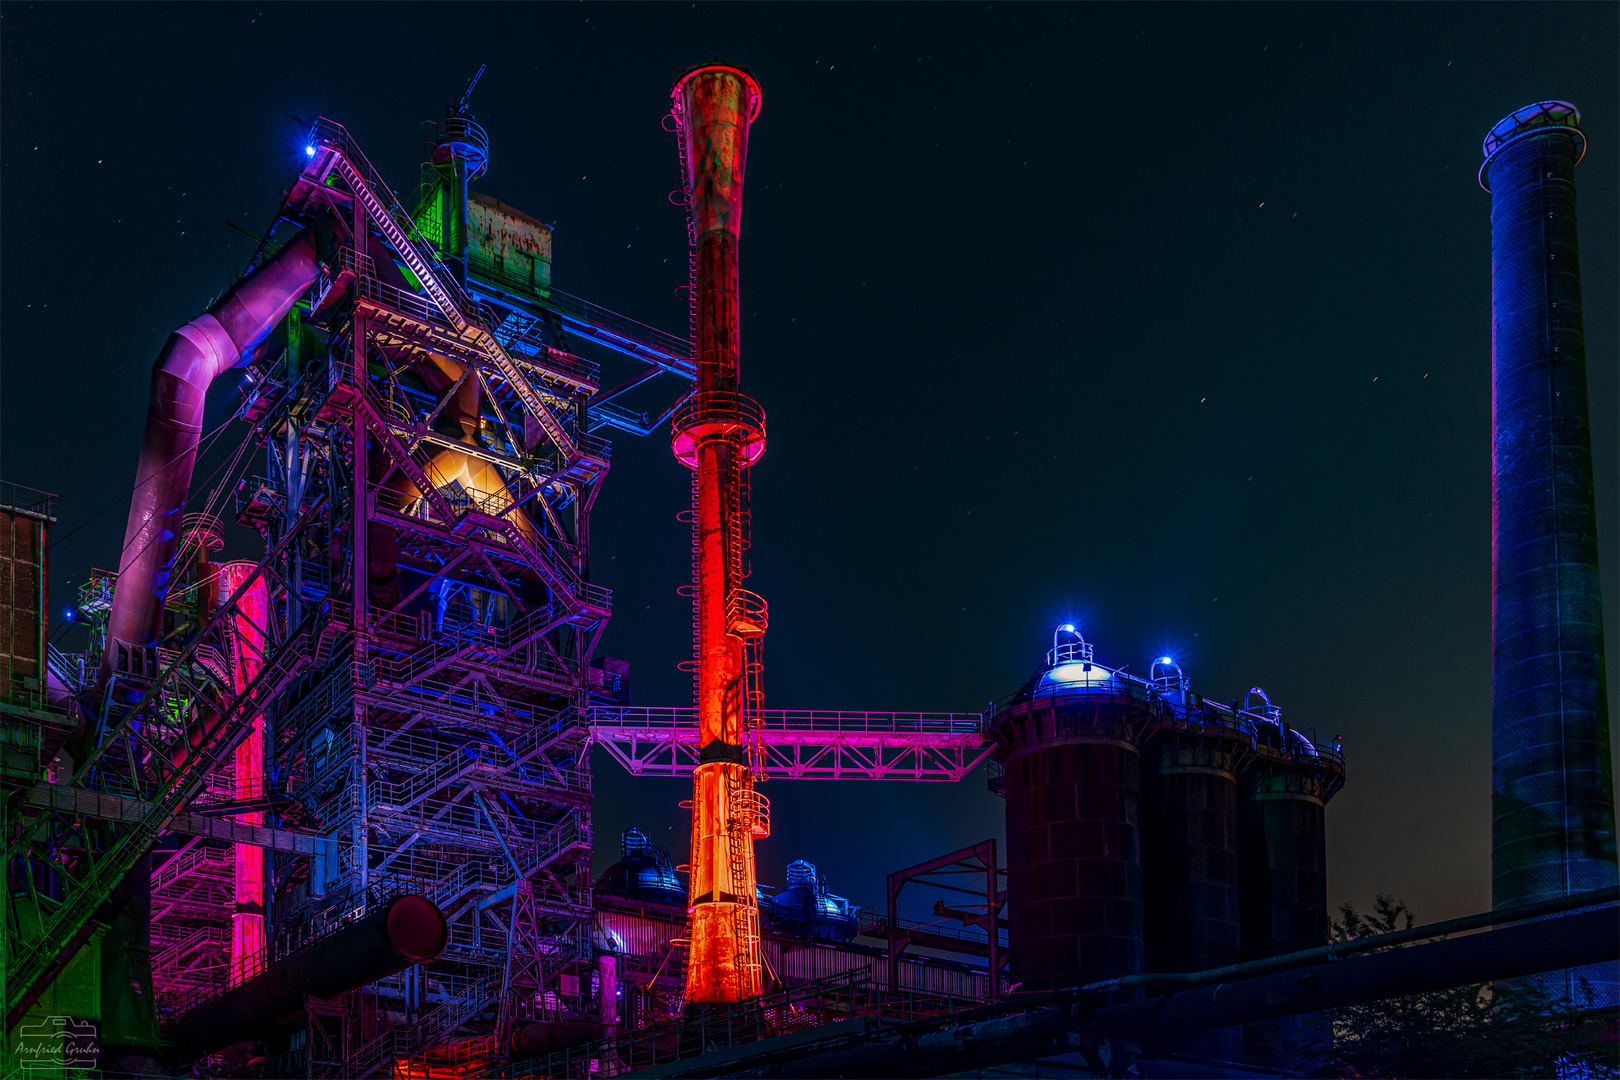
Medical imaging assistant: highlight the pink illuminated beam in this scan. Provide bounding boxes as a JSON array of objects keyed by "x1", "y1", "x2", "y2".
[{"x1": 217, "y1": 562, "x2": 269, "y2": 985}]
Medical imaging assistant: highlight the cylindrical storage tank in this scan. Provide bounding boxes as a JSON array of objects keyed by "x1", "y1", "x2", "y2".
[
  {"x1": 1238, "y1": 743, "x2": 1337, "y2": 1069},
  {"x1": 993, "y1": 630, "x2": 1148, "y2": 991},
  {"x1": 1481, "y1": 101, "x2": 1617, "y2": 1010},
  {"x1": 162, "y1": 894, "x2": 447, "y2": 1064},
  {"x1": 1143, "y1": 738, "x2": 1242, "y2": 1062},
  {"x1": 762, "y1": 860, "x2": 861, "y2": 943},
  {"x1": 596, "y1": 827, "x2": 687, "y2": 906}
]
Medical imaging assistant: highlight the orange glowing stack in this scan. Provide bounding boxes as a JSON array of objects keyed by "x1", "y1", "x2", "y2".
[{"x1": 669, "y1": 63, "x2": 770, "y2": 1006}]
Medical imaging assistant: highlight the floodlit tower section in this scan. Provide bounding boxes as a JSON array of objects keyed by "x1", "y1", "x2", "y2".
[
  {"x1": 670, "y1": 63, "x2": 770, "y2": 1006},
  {"x1": 216, "y1": 560, "x2": 268, "y2": 986},
  {"x1": 1481, "y1": 101, "x2": 1617, "y2": 1008}
]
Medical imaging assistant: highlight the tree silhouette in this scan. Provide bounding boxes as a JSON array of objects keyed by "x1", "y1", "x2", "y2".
[{"x1": 1303, "y1": 895, "x2": 1617, "y2": 1078}]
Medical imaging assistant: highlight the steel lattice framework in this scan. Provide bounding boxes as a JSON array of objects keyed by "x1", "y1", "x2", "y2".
[
  {"x1": 591, "y1": 708, "x2": 992, "y2": 781},
  {"x1": 2, "y1": 111, "x2": 695, "y2": 1073},
  {"x1": 1, "y1": 95, "x2": 1001, "y2": 1075}
]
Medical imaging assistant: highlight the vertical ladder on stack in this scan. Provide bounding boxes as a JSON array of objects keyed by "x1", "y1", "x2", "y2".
[
  {"x1": 725, "y1": 466, "x2": 767, "y2": 778},
  {"x1": 741, "y1": 637, "x2": 766, "y2": 780},
  {"x1": 726, "y1": 780, "x2": 765, "y2": 996}
]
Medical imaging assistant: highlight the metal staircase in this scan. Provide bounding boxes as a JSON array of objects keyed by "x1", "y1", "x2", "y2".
[
  {"x1": 311, "y1": 121, "x2": 600, "y2": 479},
  {"x1": 4, "y1": 540, "x2": 333, "y2": 1023},
  {"x1": 341, "y1": 975, "x2": 499, "y2": 1079}
]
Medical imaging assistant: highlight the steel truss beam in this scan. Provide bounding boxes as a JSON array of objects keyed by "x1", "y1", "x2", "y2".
[{"x1": 590, "y1": 707, "x2": 992, "y2": 781}]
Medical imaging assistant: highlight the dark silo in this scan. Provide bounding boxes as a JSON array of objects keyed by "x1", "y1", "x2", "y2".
[
  {"x1": 993, "y1": 627, "x2": 1148, "y2": 991},
  {"x1": 1482, "y1": 101, "x2": 1617, "y2": 1009},
  {"x1": 1143, "y1": 679, "x2": 1244, "y2": 1063},
  {"x1": 1237, "y1": 692, "x2": 1342, "y2": 1069}
]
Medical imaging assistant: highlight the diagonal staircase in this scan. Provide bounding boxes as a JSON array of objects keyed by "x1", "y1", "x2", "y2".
[
  {"x1": 340, "y1": 975, "x2": 498, "y2": 1078},
  {"x1": 311, "y1": 122, "x2": 603, "y2": 482}
]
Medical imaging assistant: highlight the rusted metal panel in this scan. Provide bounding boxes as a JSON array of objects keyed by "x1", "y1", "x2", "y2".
[
  {"x1": 469, "y1": 192, "x2": 552, "y2": 297},
  {"x1": 0, "y1": 495, "x2": 50, "y2": 712}
]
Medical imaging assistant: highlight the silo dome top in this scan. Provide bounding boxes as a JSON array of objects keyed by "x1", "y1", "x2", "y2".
[
  {"x1": 1480, "y1": 100, "x2": 1584, "y2": 190},
  {"x1": 1008, "y1": 624, "x2": 1123, "y2": 700}
]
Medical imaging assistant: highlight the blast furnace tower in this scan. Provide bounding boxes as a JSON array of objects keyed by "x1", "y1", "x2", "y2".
[{"x1": 1481, "y1": 101, "x2": 1617, "y2": 1008}]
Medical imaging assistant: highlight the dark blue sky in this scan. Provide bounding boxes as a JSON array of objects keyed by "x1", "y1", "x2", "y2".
[{"x1": 2, "y1": 2, "x2": 1615, "y2": 925}]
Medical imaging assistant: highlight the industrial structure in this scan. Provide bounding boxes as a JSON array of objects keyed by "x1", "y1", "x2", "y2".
[
  {"x1": 990, "y1": 629, "x2": 1343, "y2": 1066},
  {"x1": 1481, "y1": 100, "x2": 1617, "y2": 1009},
  {"x1": 0, "y1": 66, "x2": 1009, "y2": 1077},
  {"x1": 0, "y1": 73, "x2": 1614, "y2": 1080},
  {"x1": 667, "y1": 63, "x2": 771, "y2": 1009}
]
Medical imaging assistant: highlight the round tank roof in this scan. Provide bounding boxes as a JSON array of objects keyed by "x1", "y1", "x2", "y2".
[{"x1": 1480, "y1": 100, "x2": 1585, "y2": 190}]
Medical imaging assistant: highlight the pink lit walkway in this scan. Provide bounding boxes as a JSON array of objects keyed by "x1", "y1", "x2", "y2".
[{"x1": 589, "y1": 707, "x2": 991, "y2": 781}]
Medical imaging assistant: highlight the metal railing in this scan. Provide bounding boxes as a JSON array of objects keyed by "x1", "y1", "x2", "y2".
[
  {"x1": 987, "y1": 664, "x2": 1346, "y2": 770},
  {"x1": 496, "y1": 970, "x2": 986, "y2": 1080},
  {"x1": 0, "y1": 480, "x2": 56, "y2": 518},
  {"x1": 543, "y1": 286, "x2": 693, "y2": 372},
  {"x1": 346, "y1": 975, "x2": 498, "y2": 1078},
  {"x1": 591, "y1": 706, "x2": 985, "y2": 736}
]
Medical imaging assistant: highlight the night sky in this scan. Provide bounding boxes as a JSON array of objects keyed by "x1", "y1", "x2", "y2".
[{"x1": 2, "y1": 3, "x2": 1615, "y2": 929}]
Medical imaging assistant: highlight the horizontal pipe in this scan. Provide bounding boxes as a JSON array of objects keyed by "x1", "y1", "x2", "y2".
[
  {"x1": 162, "y1": 893, "x2": 445, "y2": 1063},
  {"x1": 714, "y1": 904, "x2": 1616, "y2": 1079},
  {"x1": 512, "y1": 1020, "x2": 603, "y2": 1058},
  {"x1": 1091, "y1": 904, "x2": 1616, "y2": 1039},
  {"x1": 1085, "y1": 883, "x2": 1620, "y2": 995}
]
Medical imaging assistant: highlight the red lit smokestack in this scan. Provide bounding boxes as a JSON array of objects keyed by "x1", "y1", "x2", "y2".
[{"x1": 669, "y1": 63, "x2": 769, "y2": 1006}]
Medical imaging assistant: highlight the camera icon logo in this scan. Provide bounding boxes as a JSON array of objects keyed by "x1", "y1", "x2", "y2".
[{"x1": 15, "y1": 1015, "x2": 98, "y2": 1069}]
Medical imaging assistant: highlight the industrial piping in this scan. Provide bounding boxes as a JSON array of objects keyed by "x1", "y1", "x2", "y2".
[
  {"x1": 163, "y1": 893, "x2": 447, "y2": 1062},
  {"x1": 707, "y1": 900, "x2": 1618, "y2": 1079},
  {"x1": 80, "y1": 220, "x2": 329, "y2": 1065},
  {"x1": 1481, "y1": 101, "x2": 1617, "y2": 1009},
  {"x1": 669, "y1": 63, "x2": 769, "y2": 1007},
  {"x1": 101, "y1": 224, "x2": 327, "y2": 689}
]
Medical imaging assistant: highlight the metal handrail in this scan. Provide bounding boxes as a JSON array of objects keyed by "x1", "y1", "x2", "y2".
[
  {"x1": 726, "y1": 588, "x2": 769, "y2": 637},
  {"x1": 591, "y1": 706, "x2": 985, "y2": 736},
  {"x1": 0, "y1": 480, "x2": 56, "y2": 517},
  {"x1": 312, "y1": 118, "x2": 470, "y2": 312},
  {"x1": 986, "y1": 664, "x2": 1345, "y2": 768},
  {"x1": 730, "y1": 787, "x2": 771, "y2": 838},
  {"x1": 542, "y1": 285, "x2": 693, "y2": 371},
  {"x1": 671, "y1": 388, "x2": 765, "y2": 428}
]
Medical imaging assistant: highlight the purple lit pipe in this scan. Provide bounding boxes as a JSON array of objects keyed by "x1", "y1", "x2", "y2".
[{"x1": 102, "y1": 227, "x2": 325, "y2": 679}]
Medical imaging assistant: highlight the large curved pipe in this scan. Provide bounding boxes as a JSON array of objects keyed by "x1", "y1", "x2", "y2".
[
  {"x1": 162, "y1": 893, "x2": 446, "y2": 1063},
  {"x1": 102, "y1": 226, "x2": 326, "y2": 682}
]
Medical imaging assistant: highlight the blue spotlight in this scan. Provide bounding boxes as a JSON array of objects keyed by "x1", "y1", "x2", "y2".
[
  {"x1": 305, "y1": 144, "x2": 316, "y2": 157},
  {"x1": 1057, "y1": 623, "x2": 1076, "y2": 633}
]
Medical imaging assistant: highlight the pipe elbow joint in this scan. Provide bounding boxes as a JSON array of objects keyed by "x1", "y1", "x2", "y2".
[
  {"x1": 206, "y1": 227, "x2": 323, "y2": 362},
  {"x1": 163, "y1": 314, "x2": 241, "y2": 390}
]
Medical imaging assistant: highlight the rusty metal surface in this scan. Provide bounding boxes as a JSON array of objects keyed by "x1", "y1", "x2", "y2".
[{"x1": 469, "y1": 192, "x2": 552, "y2": 295}]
